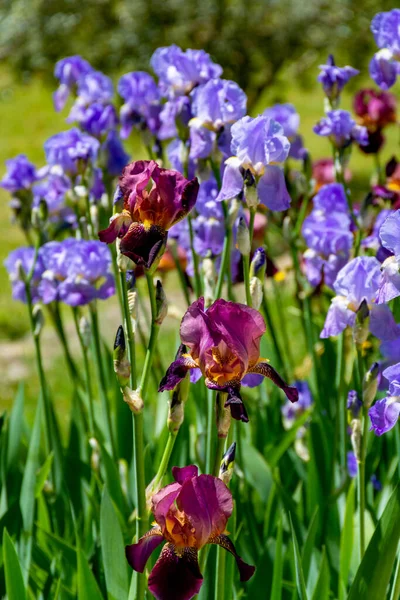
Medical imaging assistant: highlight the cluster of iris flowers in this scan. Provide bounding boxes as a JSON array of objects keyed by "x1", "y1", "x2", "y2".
[{"x1": 2, "y1": 8, "x2": 400, "y2": 600}]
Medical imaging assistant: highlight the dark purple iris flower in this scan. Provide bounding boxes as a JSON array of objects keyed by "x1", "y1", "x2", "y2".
[
  {"x1": 317, "y1": 55, "x2": 359, "y2": 101},
  {"x1": 369, "y1": 362, "x2": 400, "y2": 435},
  {"x1": 159, "y1": 298, "x2": 298, "y2": 422},
  {"x1": 320, "y1": 256, "x2": 400, "y2": 340},
  {"x1": 0, "y1": 155, "x2": 39, "y2": 193},
  {"x1": 126, "y1": 465, "x2": 255, "y2": 600},
  {"x1": 98, "y1": 160, "x2": 198, "y2": 269},
  {"x1": 102, "y1": 130, "x2": 130, "y2": 176},
  {"x1": 151, "y1": 45, "x2": 222, "y2": 97},
  {"x1": 38, "y1": 238, "x2": 114, "y2": 306},
  {"x1": 53, "y1": 55, "x2": 93, "y2": 111}
]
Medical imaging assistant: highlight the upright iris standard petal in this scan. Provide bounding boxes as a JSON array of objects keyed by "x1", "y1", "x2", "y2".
[
  {"x1": 53, "y1": 55, "x2": 93, "y2": 111},
  {"x1": 317, "y1": 55, "x2": 359, "y2": 99},
  {"x1": 159, "y1": 298, "x2": 297, "y2": 420},
  {"x1": 1, "y1": 155, "x2": 38, "y2": 192},
  {"x1": 371, "y1": 9, "x2": 400, "y2": 54},
  {"x1": 44, "y1": 128, "x2": 100, "y2": 174},
  {"x1": 190, "y1": 78, "x2": 247, "y2": 130}
]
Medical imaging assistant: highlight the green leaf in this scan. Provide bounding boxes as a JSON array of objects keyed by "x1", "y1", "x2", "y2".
[
  {"x1": 99, "y1": 441, "x2": 128, "y2": 516},
  {"x1": 35, "y1": 452, "x2": 54, "y2": 498},
  {"x1": 3, "y1": 528, "x2": 27, "y2": 600},
  {"x1": 339, "y1": 480, "x2": 355, "y2": 599},
  {"x1": 301, "y1": 507, "x2": 319, "y2": 582},
  {"x1": 77, "y1": 548, "x2": 104, "y2": 600},
  {"x1": 270, "y1": 517, "x2": 284, "y2": 600},
  {"x1": 7, "y1": 383, "x2": 24, "y2": 470},
  {"x1": 100, "y1": 487, "x2": 129, "y2": 600},
  {"x1": 348, "y1": 484, "x2": 400, "y2": 600},
  {"x1": 266, "y1": 409, "x2": 311, "y2": 467},
  {"x1": 240, "y1": 442, "x2": 272, "y2": 502},
  {"x1": 311, "y1": 547, "x2": 330, "y2": 600},
  {"x1": 20, "y1": 401, "x2": 41, "y2": 531},
  {"x1": 290, "y1": 514, "x2": 308, "y2": 600}
]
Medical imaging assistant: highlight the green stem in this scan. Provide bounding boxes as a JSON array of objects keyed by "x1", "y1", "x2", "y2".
[
  {"x1": 389, "y1": 548, "x2": 400, "y2": 600},
  {"x1": 187, "y1": 213, "x2": 203, "y2": 298},
  {"x1": 215, "y1": 201, "x2": 232, "y2": 300},
  {"x1": 89, "y1": 303, "x2": 116, "y2": 459},
  {"x1": 335, "y1": 333, "x2": 346, "y2": 470},
  {"x1": 140, "y1": 273, "x2": 161, "y2": 399},
  {"x1": 72, "y1": 308, "x2": 95, "y2": 437},
  {"x1": 243, "y1": 252, "x2": 252, "y2": 306},
  {"x1": 205, "y1": 388, "x2": 216, "y2": 474},
  {"x1": 120, "y1": 271, "x2": 137, "y2": 389},
  {"x1": 152, "y1": 431, "x2": 178, "y2": 489},
  {"x1": 356, "y1": 345, "x2": 367, "y2": 559},
  {"x1": 261, "y1": 295, "x2": 287, "y2": 380},
  {"x1": 170, "y1": 243, "x2": 191, "y2": 306},
  {"x1": 215, "y1": 427, "x2": 234, "y2": 600},
  {"x1": 48, "y1": 302, "x2": 81, "y2": 385}
]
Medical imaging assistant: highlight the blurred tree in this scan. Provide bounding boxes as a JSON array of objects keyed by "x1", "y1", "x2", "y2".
[{"x1": 0, "y1": 0, "x2": 395, "y2": 106}]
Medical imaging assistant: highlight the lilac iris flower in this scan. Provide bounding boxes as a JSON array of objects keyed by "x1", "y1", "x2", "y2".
[
  {"x1": 317, "y1": 55, "x2": 359, "y2": 101},
  {"x1": 376, "y1": 210, "x2": 400, "y2": 303},
  {"x1": 151, "y1": 45, "x2": 222, "y2": 97},
  {"x1": 217, "y1": 115, "x2": 291, "y2": 211},
  {"x1": 361, "y1": 209, "x2": 393, "y2": 263},
  {"x1": 369, "y1": 10, "x2": 400, "y2": 89},
  {"x1": 263, "y1": 103, "x2": 305, "y2": 160},
  {"x1": 302, "y1": 184, "x2": 353, "y2": 288},
  {"x1": 118, "y1": 71, "x2": 161, "y2": 138},
  {"x1": 74, "y1": 70, "x2": 114, "y2": 105},
  {"x1": 192, "y1": 215, "x2": 225, "y2": 258},
  {"x1": 158, "y1": 96, "x2": 193, "y2": 140},
  {"x1": 39, "y1": 238, "x2": 115, "y2": 306},
  {"x1": 190, "y1": 78, "x2": 247, "y2": 130},
  {"x1": 126, "y1": 465, "x2": 255, "y2": 600},
  {"x1": 320, "y1": 256, "x2": 400, "y2": 340},
  {"x1": 0, "y1": 155, "x2": 38, "y2": 193},
  {"x1": 102, "y1": 130, "x2": 130, "y2": 176},
  {"x1": 369, "y1": 362, "x2": 400, "y2": 435},
  {"x1": 32, "y1": 171, "x2": 76, "y2": 228},
  {"x1": 53, "y1": 55, "x2": 93, "y2": 111},
  {"x1": 44, "y1": 128, "x2": 100, "y2": 175},
  {"x1": 159, "y1": 298, "x2": 298, "y2": 422},
  {"x1": 281, "y1": 380, "x2": 313, "y2": 423},
  {"x1": 313, "y1": 110, "x2": 368, "y2": 148},
  {"x1": 68, "y1": 102, "x2": 118, "y2": 138},
  {"x1": 5, "y1": 247, "x2": 44, "y2": 304}
]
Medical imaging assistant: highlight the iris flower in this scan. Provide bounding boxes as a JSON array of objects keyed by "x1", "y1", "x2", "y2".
[
  {"x1": 98, "y1": 160, "x2": 199, "y2": 269},
  {"x1": 159, "y1": 298, "x2": 298, "y2": 422},
  {"x1": 126, "y1": 465, "x2": 255, "y2": 600}
]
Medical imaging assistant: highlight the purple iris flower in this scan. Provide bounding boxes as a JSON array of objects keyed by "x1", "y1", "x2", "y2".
[
  {"x1": 317, "y1": 55, "x2": 359, "y2": 101},
  {"x1": 44, "y1": 128, "x2": 100, "y2": 175},
  {"x1": 281, "y1": 380, "x2": 313, "y2": 423},
  {"x1": 376, "y1": 210, "x2": 400, "y2": 303},
  {"x1": 369, "y1": 50, "x2": 400, "y2": 90},
  {"x1": 314, "y1": 110, "x2": 368, "y2": 148},
  {"x1": 263, "y1": 103, "x2": 305, "y2": 159},
  {"x1": 68, "y1": 102, "x2": 118, "y2": 138},
  {"x1": 158, "y1": 96, "x2": 192, "y2": 140},
  {"x1": 369, "y1": 10, "x2": 400, "y2": 89},
  {"x1": 151, "y1": 45, "x2": 222, "y2": 97},
  {"x1": 166, "y1": 139, "x2": 196, "y2": 179},
  {"x1": 369, "y1": 362, "x2": 400, "y2": 435},
  {"x1": 1, "y1": 155, "x2": 38, "y2": 193},
  {"x1": 53, "y1": 55, "x2": 93, "y2": 111},
  {"x1": 347, "y1": 390, "x2": 362, "y2": 418},
  {"x1": 190, "y1": 79, "x2": 247, "y2": 130},
  {"x1": 102, "y1": 130, "x2": 130, "y2": 176},
  {"x1": 75, "y1": 70, "x2": 114, "y2": 105},
  {"x1": 159, "y1": 298, "x2": 298, "y2": 422},
  {"x1": 118, "y1": 71, "x2": 161, "y2": 138},
  {"x1": 361, "y1": 209, "x2": 393, "y2": 263},
  {"x1": 32, "y1": 171, "x2": 76, "y2": 228},
  {"x1": 126, "y1": 465, "x2": 255, "y2": 600},
  {"x1": 347, "y1": 452, "x2": 358, "y2": 478},
  {"x1": 4, "y1": 247, "x2": 44, "y2": 304},
  {"x1": 370, "y1": 474, "x2": 383, "y2": 491},
  {"x1": 189, "y1": 123, "x2": 216, "y2": 160},
  {"x1": 192, "y1": 215, "x2": 225, "y2": 258},
  {"x1": 312, "y1": 183, "x2": 349, "y2": 212},
  {"x1": 217, "y1": 115, "x2": 291, "y2": 211},
  {"x1": 196, "y1": 177, "x2": 221, "y2": 218},
  {"x1": 39, "y1": 238, "x2": 115, "y2": 306},
  {"x1": 320, "y1": 256, "x2": 400, "y2": 340}
]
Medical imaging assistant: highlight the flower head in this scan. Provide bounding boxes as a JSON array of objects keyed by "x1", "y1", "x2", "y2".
[
  {"x1": 354, "y1": 88, "x2": 396, "y2": 131},
  {"x1": 217, "y1": 115, "x2": 291, "y2": 211},
  {"x1": 262, "y1": 103, "x2": 305, "y2": 159},
  {"x1": 98, "y1": 160, "x2": 198, "y2": 269},
  {"x1": 376, "y1": 210, "x2": 400, "y2": 303},
  {"x1": 320, "y1": 256, "x2": 400, "y2": 340},
  {"x1": 53, "y1": 55, "x2": 93, "y2": 111},
  {"x1": 317, "y1": 55, "x2": 359, "y2": 101},
  {"x1": 44, "y1": 128, "x2": 100, "y2": 174},
  {"x1": 369, "y1": 372, "x2": 400, "y2": 436},
  {"x1": 4, "y1": 247, "x2": 44, "y2": 304},
  {"x1": 1, "y1": 155, "x2": 38, "y2": 193},
  {"x1": 118, "y1": 71, "x2": 161, "y2": 138},
  {"x1": 151, "y1": 45, "x2": 222, "y2": 97},
  {"x1": 190, "y1": 78, "x2": 247, "y2": 130},
  {"x1": 159, "y1": 298, "x2": 298, "y2": 422},
  {"x1": 38, "y1": 239, "x2": 114, "y2": 306},
  {"x1": 313, "y1": 110, "x2": 368, "y2": 148},
  {"x1": 126, "y1": 465, "x2": 254, "y2": 600},
  {"x1": 371, "y1": 9, "x2": 400, "y2": 55}
]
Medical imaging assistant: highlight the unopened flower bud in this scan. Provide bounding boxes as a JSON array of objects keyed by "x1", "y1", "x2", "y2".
[
  {"x1": 282, "y1": 216, "x2": 292, "y2": 243},
  {"x1": 216, "y1": 391, "x2": 231, "y2": 438},
  {"x1": 250, "y1": 247, "x2": 266, "y2": 279},
  {"x1": 250, "y1": 277, "x2": 263, "y2": 309},
  {"x1": 202, "y1": 258, "x2": 215, "y2": 307},
  {"x1": 31, "y1": 207, "x2": 41, "y2": 230},
  {"x1": 79, "y1": 316, "x2": 91, "y2": 349},
  {"x1": 219, "y1": 442, "x2": 236, "y2": 485},
  {"x1": 350, "y1": 418, "x2": 362, "y2": 462},
  {"x1": 116, "y1": 238, "x2": 134, "y2": 272},
  {"x1": 168, "y1": 348, "x2": 190, "y2": 434},
  {"x1": 122, "y1": 387, "x2": 144, "y2": 414},
  {"x1": 89, "y1": 437, "x2": 100, "y2": 471},
  {"x1": 236, "y1": 217, "x2": 251, "y2": 256},
  {"x1": 362, "y1": 362, "x2": 380, "y2": 408},
  {"x1": 32, "y1": 304, "x2": 44, "y2": 337},
  {"x1": 126, "y1": 270, "x2": 136, "y2": 290},
  {"x1": 353, "y1": 299, "x2": 370, "y2": 345},
  {"x1": 347, "y1": 390, "x2": 362, "y2": 420},
  {"x1": 155, "y1": 280, "x2": 168, "y2": 325},
  {"x1": 228, "y1": 198, "x2": 240, "y2": 226},
  {"x1": 128, "y1": 289, "x2": 137, "y2": 322},
  {"x1": 113, "y1": 326, "x2": 131, "y2": 387},
  {"x1": 244, "y1": 183, "x2": 259, "y2": 210}
]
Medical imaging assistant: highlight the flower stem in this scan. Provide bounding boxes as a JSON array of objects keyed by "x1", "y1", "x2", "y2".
[
  {"x1": 72, "y1": 308, "x2": 95, "y2": 437},
  {"x1": 187, "y1": 213, "x2": 203, "y2": 298},
  {"x1": 205, "y1": 388, "x2": 216, "y2": 474},
  {"x1": 48, "y1": 302, "x2": 82, "y2": 385},
  {"x1": 89, "y1": 302, "x2": 116, "y2": 459},
  {"x1": 152, "y1": 431, "x2": 178, "y2": 489},
  {"x1": 140, "y1": 273, "x2": 160, "y2": 399},
  {"x1": 356, "y1": 345, "x2": 367, "y2": 559},
  {"x1": 120, "y1": 271, "x2": 137, "y2": 389},
  {"x1": 215, "y1": 201, "x2": 232, "y2": 300},
  {"x1": 242, "y1": 252, "x2": 252, "y2": 306}
]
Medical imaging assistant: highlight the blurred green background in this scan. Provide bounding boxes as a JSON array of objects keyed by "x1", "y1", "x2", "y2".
[{"x1": 0, "y1": 0, "x2": 399, "y2": 411}]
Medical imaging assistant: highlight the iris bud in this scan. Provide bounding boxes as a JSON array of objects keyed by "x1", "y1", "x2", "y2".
[
  {"x1": 236, "y1": 216, "x2": 251, "y2": 256},
  {"x1": 353, "y1": 299, "x2": 370, "y2": 345},
  {"x1": 362, "y1": 362, "x2": 380, "y2": 408},
  {"x1": 219, "y1": 442, "x2": 236, "y2": 486},
  {"x1": 113, "y1": 325, "x2": 131, "y2": 387},
  {"x1": 250, "y1": 277, "x2": 263, "y2": 309},
  {"x1": 155, "y1": 280, "x2": 168, "y2": 325},
  {"x1": 122, "y1": 387, "x2": 144, "y2": 414}
]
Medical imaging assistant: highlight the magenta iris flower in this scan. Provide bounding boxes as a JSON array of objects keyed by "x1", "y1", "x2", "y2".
[
  {"x1": 98, "y1": 160, "x2": 198, "y2": 269},
  {"x1": 125, "y1": 465, "x2": 255, "y2": 600},
  {"x1": 159, "y1": 298, "x2": 298, "y2": 422}
]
